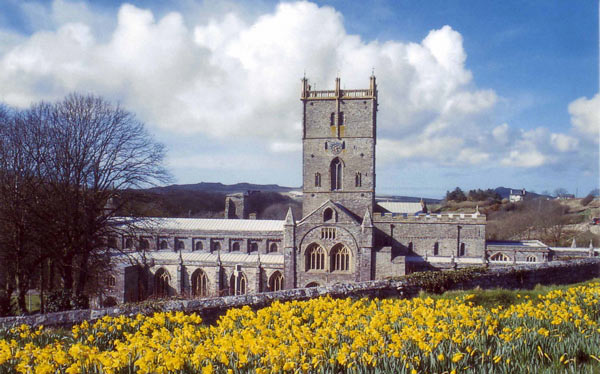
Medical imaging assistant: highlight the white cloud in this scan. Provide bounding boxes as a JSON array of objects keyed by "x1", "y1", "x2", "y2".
[
  {"x1": 569, "y1": 93, "x2": 600, "y2": 140},
  {"x1": 0, "y1": 0, "x2": 595, "y2": 175},
  {"x1": 550, "y1": 133, "x2": 578, "y2": 152},
  {"x1": 492, "y1": 123, "x2": 510, "y2": 145},
  {"x1": 501, "y1": 149, "x2": 546, "y2": 168}
]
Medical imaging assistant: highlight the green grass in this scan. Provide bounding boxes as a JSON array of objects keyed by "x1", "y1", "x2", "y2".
[{"x1": 417, "y1": 278, "x2": 600, "y2": 309}]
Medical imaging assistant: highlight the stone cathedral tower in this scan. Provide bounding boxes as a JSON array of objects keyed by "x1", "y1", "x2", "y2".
[{"x1": 300, "y1": 76, "x2": 377, "y2": 219}]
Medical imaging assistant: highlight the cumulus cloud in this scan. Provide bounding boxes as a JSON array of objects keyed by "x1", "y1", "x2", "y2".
[
  {"x1": 0, "y1": 0, "x2": 595, "y2": 176},
  {"x1": 569, "y1": 93, "x2": 600, "y2": 139}
]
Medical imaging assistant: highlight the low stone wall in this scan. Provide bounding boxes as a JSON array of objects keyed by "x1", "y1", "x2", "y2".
[{"x1": 1, "y1": 258, "x2": 599, "y2": 329}]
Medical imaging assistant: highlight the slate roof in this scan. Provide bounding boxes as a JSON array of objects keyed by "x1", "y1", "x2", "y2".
[
  {"x1": 111, "y1": 217, "x2": 284, "y2": 233},
  {"x1": 376, "y1": 202, "x2": 423, "y2": 214},
  {"x1": 113, "y1": 251, "x2": 284, "y2": 265}
]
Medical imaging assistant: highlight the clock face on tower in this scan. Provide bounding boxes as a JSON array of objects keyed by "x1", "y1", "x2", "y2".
[{"x1": 328, "y1": 141, "x2": 343, "y2": 155}]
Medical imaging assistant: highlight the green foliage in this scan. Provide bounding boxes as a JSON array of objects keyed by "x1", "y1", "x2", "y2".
[
  {"x1": 419, "y1": 278, "x2": 600, "y2": 310},
  {"x1": 46, "y1": 290, "x2": 72, "y2": 312},
  {"x1": 446, "y1": 187, "x2": 467, "y2": 202},
  {"x1": 467, "y1": 188, "x2": 502, "y2": 202},
  {"x1": 400, "y1": 267, "x2": 488, "y2": 294}
]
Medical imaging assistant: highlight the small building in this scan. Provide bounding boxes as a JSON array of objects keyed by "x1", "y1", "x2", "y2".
[{"x1": 509, "y1": 189, "x2": 526, "y2": 203}]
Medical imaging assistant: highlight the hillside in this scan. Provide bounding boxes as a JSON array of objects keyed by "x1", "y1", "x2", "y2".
[
  {"x1": 116, "y1": 187, "x2": 302, "y2": 220},
  {"x1": 148, "y1": 182, "x2": 299, "y2": 195}
]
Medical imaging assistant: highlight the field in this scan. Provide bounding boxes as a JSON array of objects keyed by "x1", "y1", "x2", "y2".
[{"x1": 1, "y1": 281, "x2": 600, "y2": 373}]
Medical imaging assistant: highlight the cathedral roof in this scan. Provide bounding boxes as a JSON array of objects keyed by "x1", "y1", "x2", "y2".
[
  {"x1": 376, "y1": 202, "x2": 423, "y2": 215},
  {"x1": 111, "y1": 217, "x2": 284, "y2": 233},
  {"x1": 113, "y1": 251, "x2": 284, "y2": 265}
]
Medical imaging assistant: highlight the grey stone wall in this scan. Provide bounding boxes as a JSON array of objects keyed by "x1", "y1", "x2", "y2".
[
  {"x1": 301, "y1": 80, "x2": 376, "y2": 219},
  {"x1": 373, "y1": 214, "x2": 486, "y2": 264},
  {"x1": 5, "y1": 258, "x2": 597, "y2": 330}
]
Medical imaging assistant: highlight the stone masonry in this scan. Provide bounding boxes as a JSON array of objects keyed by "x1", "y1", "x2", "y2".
[{"x1": 99, "y1": 77, "x2": 573, "y2": 306}]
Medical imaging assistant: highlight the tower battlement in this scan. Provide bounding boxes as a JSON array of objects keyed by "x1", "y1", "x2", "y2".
[
  {"x1": 373, "y1": 212, "x2": 486, "y2": 224},
  {"x1": 301, "y1": 76, "x2": 377, "y2": 100}
]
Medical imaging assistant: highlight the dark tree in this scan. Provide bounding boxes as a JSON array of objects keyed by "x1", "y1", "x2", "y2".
[
  {"x1": 0, "y1": 94, "x2": 169, "y2": 313},
  {"x1": 446, "y1": 187, "x2": 467, "y2": 202}
]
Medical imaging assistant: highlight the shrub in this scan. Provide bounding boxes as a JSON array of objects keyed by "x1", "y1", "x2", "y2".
[
  {"x1": 581, "y1": 194, "x2": 594, "y2": 206},
  {"x1": 402, "y1": 267, "x2": 487, "y2": 294}
]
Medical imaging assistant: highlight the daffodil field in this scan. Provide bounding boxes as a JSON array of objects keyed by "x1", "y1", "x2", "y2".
[{"x1": 2, "y1": 282, "x2": 600, "y2": 374}]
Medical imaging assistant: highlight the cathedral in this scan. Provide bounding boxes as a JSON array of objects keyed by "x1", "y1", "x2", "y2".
[{"x1": 106, "y1": 76, "x2": 550, "y2": 304}]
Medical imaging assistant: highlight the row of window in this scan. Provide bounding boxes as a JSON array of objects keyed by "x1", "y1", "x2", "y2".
[
  {"x1": 489, "y1": 253, "x2": 537, "y2": 262},
  {"x1": 305, "y1": 244, "x2": 351, "y2": 272},
  {"x1": 117, "y1": 238, "x2": 279, "y2": 253},
  {"x1": 153, "y1": 268, "x2": 285, "y2": 298}
]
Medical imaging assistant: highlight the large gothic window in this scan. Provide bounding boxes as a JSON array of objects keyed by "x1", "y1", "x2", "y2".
[
  {"x1": 330, "y1": 244, "x2": 350, "y2": 272},
  {"x1": 268, "y1": 271, "x2": 284, "y2": 291},
  {"x1": 305, "y1": 244, "x2": 326, "y2": 271},
  {"x1": 229, "y1": 272, "x2": 247, "y2": 295},
  {"x1": 330, "y1": 158, "x2": 343, "y2": 191},
  {"x1": 191, "y1": 269, "x2": 209, "y2": 298},
  {"x1": 154, "y1": 268, "x2": 170, "y2": 298}
]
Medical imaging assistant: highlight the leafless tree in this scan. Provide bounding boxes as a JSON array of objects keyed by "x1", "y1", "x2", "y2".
[{"x1": 0, "y1": 94, "x2": 169, "y2": 313}]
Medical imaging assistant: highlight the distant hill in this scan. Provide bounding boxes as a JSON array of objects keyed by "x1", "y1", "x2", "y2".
[
  {"x1": 148, "y1": 182, "x2": 299, "y2": 195},
  {"x1": 494, "y1": 187, "x2": 551, "y2": 200}
]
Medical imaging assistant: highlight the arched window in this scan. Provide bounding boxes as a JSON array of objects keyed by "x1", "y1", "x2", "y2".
[
  {"x1": 232, "y1": 242, "x2": 240, "y2": 252},
  {"x1": 140, "y1": 239, "x2": 149, "y2": 250},
  {"x1": 526, "y1": 255, "x2": 537, "y2": 263},
  {"x1": 229, "y1": 272, "x2": 247, "y2": 295},
  {"x1": 330, "y1": 244, "x2": 350, "y2": 272},
  {"x1": 355, "y1": 172, "x2": 362, "y2": 187},
  {"x1": 249, "y1": 242, "x2": 258, "y2": 252},
  {"x1": 315, "y1": 172, "x2": 321, "y2": 187},
  {"x1": 269, "y1": 243, "x2": 278, "y2": 253},
  {"x1": 107, "y1": 275, "x2": 116, "y2": 287},
  {"x1": 306, "y1": 282, "x2": 320, "y2": 288},
  {"x1": 490, "y1": 253, "x2": 510, "y2": 262},
  {"x1": 176, "y1": 240, "x2": 185, "y2": 251},
  {"x1": 191, "y1": 269, "x2": 209, "y2": 297},
  {"x1": 159, "y1": 240, "x2": 168, "y2": 250},
  {"x1": 125, "y1": 238, "x2": 133, "y2": 249},
  {"x1": 330, "y1": 158, "x2": 343, "y2": 191},
  {"x1": 269, "y1": 271, "x2": 284, "y2": 291},
  {"x1": 305, "y1": 244, "x2": 326, "y2": 271},
  {"x1": 154, "y1": 268, "x2": 170, "y2": 298},
  {"x1": 433, "y1": 242, "x2": 439, "y2": 256},
  {"x1": 195, "y1": 241, "x2": 203, "y2": 251},
  {"x1": 323, "y1": 208, "x2": 334, "y2": 222},
  {"x1": 213, "y1": 241, "x2": 221, "y2": 251},
  {"x1": 459, "y1": 243, "x2": 466, "y2": 257}
]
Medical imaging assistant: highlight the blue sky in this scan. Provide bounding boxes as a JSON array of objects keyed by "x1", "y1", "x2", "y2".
[{"x1": 0, "y1": 0, "x2": 598, "y2": 197}]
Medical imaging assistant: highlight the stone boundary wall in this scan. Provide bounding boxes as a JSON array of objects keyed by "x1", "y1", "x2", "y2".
[{"x1": 1, "y1": 258, "x2": 599, "y2": 329}]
